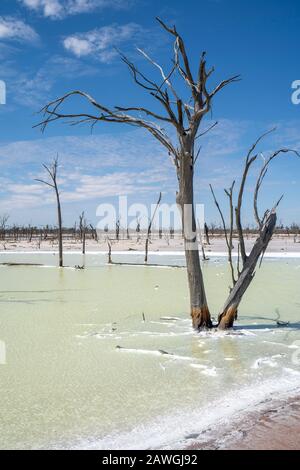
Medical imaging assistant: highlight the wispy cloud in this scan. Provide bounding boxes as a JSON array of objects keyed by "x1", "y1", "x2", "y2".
[
  {"x1": 18, "y1": 0, "x2": 134, "y2": 20},
  {"x1": 0, "y1": 16, "x2": 39, "y2": 43},
  {"x1": 3, "y1": 55, "x2": 98, "y2": 108},
  {"x1": 0, "y1": 122, "x2": 245, "y2": 221},
  {"x1": 0, "y1": 130, "x2": 169, "y2": 170},
  {"x1": 0, "y1": 130, "x2": 175, "y2": 216},
  {"x1": 1, "y1": 121, "x2": 299, "y2": 224},
  {"x1": 63, "y1": 23, "x2": 143, "y2": 62}
]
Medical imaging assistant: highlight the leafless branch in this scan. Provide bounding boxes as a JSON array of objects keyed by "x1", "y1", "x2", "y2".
[
  {"x1": 195, "y1": 121, "x2": 218, "y2": 140},
  {"x1": 210, "y1": 182, "x2": 236, "y2": 288},
  {"x1": 234, "y1": 130, "x2": 277, "y2": 265},
  {"x1": 254, "y1": 148, "x2": 300, "y2": 228}
]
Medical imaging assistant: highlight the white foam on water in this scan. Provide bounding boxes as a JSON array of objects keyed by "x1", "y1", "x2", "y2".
[{"x1": 190, "y1": 364, "x2": 218, "y2": 376}]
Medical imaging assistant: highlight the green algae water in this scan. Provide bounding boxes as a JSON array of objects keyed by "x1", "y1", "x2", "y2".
[{"x1": 0, "y1": 253, "x2": 299, "y2": 449}]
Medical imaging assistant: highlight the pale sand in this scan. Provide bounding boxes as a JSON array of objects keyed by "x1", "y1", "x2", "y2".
[{"x1": 1, "y1": 234, "x2": 300, "y2": 254}]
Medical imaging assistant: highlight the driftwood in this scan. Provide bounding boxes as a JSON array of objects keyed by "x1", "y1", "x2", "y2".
[
  {"x1": 0, "y1": 263, "x2": 43, "y2": 267},
  {"x1": 107, "y1": 261, "x2": 184, "y2": 268},
  {"x1": 116, "y1": 345, "x2": 173, "y2": 356}
]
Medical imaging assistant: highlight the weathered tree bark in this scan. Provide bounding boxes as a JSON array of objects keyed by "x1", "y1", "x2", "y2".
[
  {"x1": 177, "y1": 148, "x2": 211, "y2": 329},
  {"x1": 218, "y1": 212, "x2": 276, "y2": 329},
  {"x1": 55, "y1": 186, "x2": 63, "y2": 267}
]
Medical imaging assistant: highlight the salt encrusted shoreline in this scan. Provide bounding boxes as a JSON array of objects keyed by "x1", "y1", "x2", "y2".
[
  {"x1": 185, "y1": 392, "x2": 300, "y2": 450},
  {"x1": 1, "y1": 234, "x2": 300, "y2": 255}
]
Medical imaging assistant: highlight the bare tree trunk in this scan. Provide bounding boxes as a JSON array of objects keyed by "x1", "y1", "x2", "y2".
[
  {"x1": 177, "y1": 151, "x2": 211, "y2": 329},
  {"x1": 107, "y1": 238, "x2": 112, "y2": 264},
  {"x1": 79, "y1": 212, "x2": 86, "y2": 255},
  {"x1": 36, "y1": 158, "x2": 63, "y2": 268},
  {"x1": 145, "y1": 193, "x2": 161, "y2": 263},
  {"x1": 82, "y1": 228, "x2": 86, "y2": 255},
  {"x1": 218, "y1": 212, "x2": 276, "y2": 329},
  {"x1": 204, "y1": 223, "x2": 210, "y2": 245},
  {"x1": 55, "y1": 187, "x2": 63, "y2": 267}
]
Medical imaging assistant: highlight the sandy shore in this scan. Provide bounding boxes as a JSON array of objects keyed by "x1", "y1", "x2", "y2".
[
  {"x1": 1, "y1": 234, "x2": 300, "y2": 254},
  {"x1": 226, "y1": 397, "x2": 300, "y2": 450},
  {"x1": 186, "y1": 393, "x2": 300, "y2": 450}
]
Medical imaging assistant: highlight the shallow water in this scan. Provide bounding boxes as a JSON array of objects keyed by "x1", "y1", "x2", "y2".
[{"x1": 0, "y1": 253, "x2": 299, "y2": 449}]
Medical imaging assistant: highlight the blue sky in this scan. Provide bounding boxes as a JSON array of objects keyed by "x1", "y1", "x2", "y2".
[{"x1": 0, "y1": 0, "x2": 299, "y2": 228}]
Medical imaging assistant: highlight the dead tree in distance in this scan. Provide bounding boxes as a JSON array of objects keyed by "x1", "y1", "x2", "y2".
[
  {"x1": 36, "y1": 18, "x2": 239, "y2": 329},
  {"x1": 0, "y1": 214, "x2": 9, "y2": 241},
  {"x1": 204, "y1": 222, "x2": 210, "y2": 245},
  {"x1": 79, "y1": 211, "x2": 87, "y2": 255},
  {"x1": 210, "y1": 130, "x2": 299, "y2": 329},
  {"x1": 35, "y1": 156, "x2": 63, "y2": 267},
  {"x1": 115, "y1": 219, "x2": 120, "y2": 241},
  {"x1": 136, "y1": 218, "x2": 141, "y2": 243},
  {"x1": 145, "y1": 192, "x2": 162, "y2": 263}
]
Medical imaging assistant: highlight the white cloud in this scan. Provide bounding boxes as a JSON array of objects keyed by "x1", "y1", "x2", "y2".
[
  {"x1": 63, "y1": 23, "x2": 142, "y2": 62},
  {"x1": 0, "y1": 131, "x2": 166, "y2": 169},
  {"x1": 3, "y1": 55, "x2": 98, "y2": 108},
  {"x1": 19, "y1": 0, "x2": 133, "y2": 20},
  {"x1": 1, "y1": 122, "x2": 299, "y2": 225},
  {"x1": 0, "y1": 16, "x2": 39, "y2": 43},
  {"x1": 0, "y1": 130, "x2": 175, "y2": 220}
]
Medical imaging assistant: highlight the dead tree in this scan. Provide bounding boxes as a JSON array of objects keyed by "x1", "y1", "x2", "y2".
[
  {"x1": 0, "y1": 214, "x2": 9, "y2": 241},
  {"x1": 136, "y1": 218, "x2": 141, "y2": 243},
  {"x1": 115, "y1": 219, "x2": 120, "y2": 241},
  {"x1": 36, "y1": 18, "x2": 239, "y2": 329},
  {"x1": 35, "y1": 156, "x2": 63, "y2": 267},
  {"x1": 210, "y1": 131, "x2": 299, "y2": 329},
  {"x1": 145, "y1": 192, "x2": 162, "y2": 263},
  {"x1": 204, "y1": 222, "x2": 210, "y2": 245},
  {"x1": 90, "y1": 224, "x2": 98, "y2": 242},
  {"x1": 79, "y1": 211, "x2": 87, "y2": 255},
  {"x1": 107, "y1": 238, "x2": 112, "y2": 264}
]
